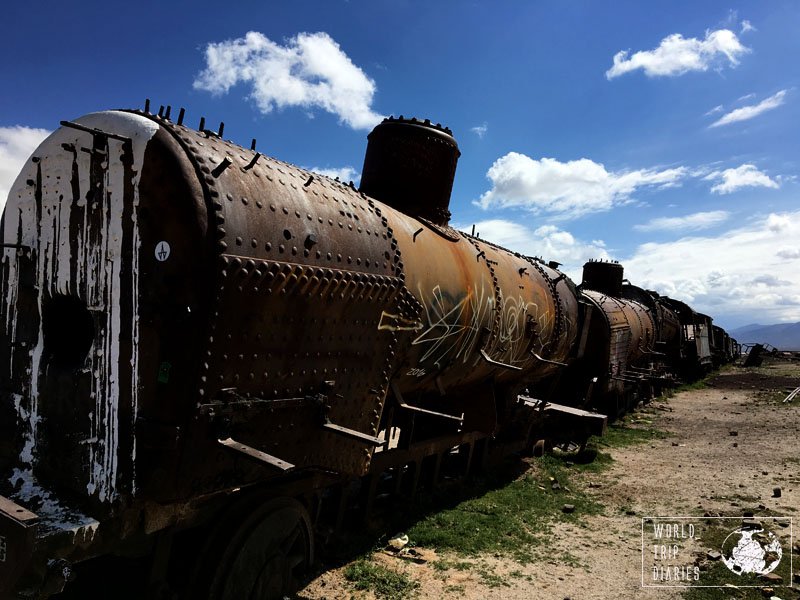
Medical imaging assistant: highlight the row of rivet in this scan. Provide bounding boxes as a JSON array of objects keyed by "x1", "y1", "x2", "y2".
[
  {"x1": 219, "y1": 256, "x2": 402, "y2": 302},
  {"x1": 464, "y1": 235, "x2": 504, "y2": 350},
  {"x1": 525, "y1": 256, "x2": 563, "y2": 350},
  {"x1": 154, "y1": 119, "x2": 230, "y2": 400}
]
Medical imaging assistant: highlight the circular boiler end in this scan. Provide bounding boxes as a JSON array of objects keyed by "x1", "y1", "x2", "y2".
[
  {"x1": 582, "y1": 259, "x2": 624, "y2": 297},
  {"x1": 359, "y1": 116, "x2": 461, "y2": 225}
]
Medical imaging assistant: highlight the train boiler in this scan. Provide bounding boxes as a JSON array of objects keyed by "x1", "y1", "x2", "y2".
[
  {"x1": 567, "y1": 260, "x2": 656, "y2": 416},
  {"x1": 0, "y1": 108, "x2": 591, "y2": 597}
]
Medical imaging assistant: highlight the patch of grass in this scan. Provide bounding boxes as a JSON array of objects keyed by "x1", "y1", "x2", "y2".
[
  {"x1": 343, "y1": 559, "x2": 420, "y2": 599},
  {"x1": 432, "y1": 558, "x2": 471, "y2": 573},
  {"x1": 676, "y1": 379, "x2": 709, "y2": 393},
  {"x1": 476, "y1": 566, "x2": 511, "y2": 588},
  {"x1": 444, "y1": 584, "x2": 466, "y2": 593},
  {"x1": 405, "y1": 454, "x2": 604, "y2": 564},
  {"x1": 755, "y1": 389, "x2": 795, "y2": 405},
  {"x1": 592, "y1": 419, "x2": 667, "y2": 449},
  {"x1": 658, "y1": 378, "x2": 708, "y2": 401},
  {"x1": 558, "y1": 551, "x2": 584, "y2": 568}
]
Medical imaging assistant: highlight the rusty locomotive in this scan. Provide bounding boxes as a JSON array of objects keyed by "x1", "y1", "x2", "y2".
[{"x1": 0, "y1": 105, "x2": 736, "y2": 598}]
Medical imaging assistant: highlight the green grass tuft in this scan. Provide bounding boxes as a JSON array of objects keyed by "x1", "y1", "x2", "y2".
[
  {"x1": 343, "y1": 559, "x2": 420, "y2": 599},
  {"x1": 593, "y1": 419, "x2": 667, "y2": 449},
  {"x1": 405, "y1": 454, "x2": 604, "y2": 563}
]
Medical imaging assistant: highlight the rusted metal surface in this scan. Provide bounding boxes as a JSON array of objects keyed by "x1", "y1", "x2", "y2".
[
  {"x1": 621, "y1": 284, "x2": 680, "y2": 351},
  {"x1": 360, "y1": 116, "x2": 460, "y2": 226},
  {"x1": 582, "y1": 259, "x2": 623, "y2": 297},
  {"x1": 383, "y1": 218, "x2": 578, "y2": 398},
  {"x1": 580, "y1": 291, "x2": 654, "y2": 376}
]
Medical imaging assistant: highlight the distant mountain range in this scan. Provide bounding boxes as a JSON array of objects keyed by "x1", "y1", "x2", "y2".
[{"x1": 729, "y1": 322, "x2": 800, "y2": 350}]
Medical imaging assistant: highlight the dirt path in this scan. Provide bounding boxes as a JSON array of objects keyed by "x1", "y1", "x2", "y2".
[{"x1": 298, "y1": 360, "x2": 800, "y2": 599}]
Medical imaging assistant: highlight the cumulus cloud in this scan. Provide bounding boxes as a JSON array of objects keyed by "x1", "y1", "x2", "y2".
[
  {"x1": 476, "y1": 152, "x2": 687, "y2": 220},
  {"x1": 634, "y1": 210, "x2": 730, "y2": 232},
  {"x1": 704, "y1": 164, "x2": 779, "y2": 194},
  {"x1": 624, "y1": 211, "x2": 800, "y2": 325},
  {"x1": 766, "y1": 213, "x2": 790, "y2": 232},
  {"x1": 471, "y1": 123, "x2": 488, "y2": 138},
  {"x1": 457, "y1": 219, "x2": 608, "y2": 276},
  {"x1": 194, "y1": 31, "x2": 383, "y2": 130},
  {"x1": 709, "y1": 90, "x2": 787, "y2": 128},
  {"x1": 606, "y1": 28, "x2": 749, "y2": 79},
  {"x1": 0, "y1": 126, "x2": 51, "y2": 214},
  {"x1": 306, "y1": 165, "x2": 359, "y2": 183}
]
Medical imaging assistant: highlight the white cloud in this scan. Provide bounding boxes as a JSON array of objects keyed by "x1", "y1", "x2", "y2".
[
  {"x1": 0, "y1": 126, "x2": 51, "y2": 214},
  {"x1": 750, "y1": 274, "x2": 791, "y2": 287},
  {"x1": 307, "y1": 165, "x2": 359, "y2": 183},
  {"x1": 766, "y1": 213, "x2": 790, "y2": 232},
  {"x1": 194, "y1": 31, "x2": 383, "y2": 130},
  {"x1": 777, "y1": 248, "x2": 800, "y2": 260},
  {"x1": 704, "y1": 164, "x2": 779, "y2": 194},
  {"x1": 740, "y1": 20, "x2": 756, "y2": 34},
  {"x1": 471, "y1": 122, "x2": 488, "y2": 139},
  {"x1": 606, "y1": 28, "x2": 749, "y2": 79},
  {"x1": 476, "y1": 152, "x2": 687, "y2": 219},
  {"x1": 709, "y1": 90, "x2": 787, "y2": 127},
  {"x1": 704, "y1": 104, "x2": 724, "y2": 116},
  {"x1": 624, "y1": 211, "x2": 800, "y2": 325},
  {"x1": 457, "y1": 219, "x2": 608, "y2": 276},
  {"x1": 634, "y1": 210, "x2": 730, "y2": 232}
]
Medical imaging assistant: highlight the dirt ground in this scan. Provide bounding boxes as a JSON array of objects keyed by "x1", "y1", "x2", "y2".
[{"x1": 297, "y1": 359, "x2": 800, "y2": 600}]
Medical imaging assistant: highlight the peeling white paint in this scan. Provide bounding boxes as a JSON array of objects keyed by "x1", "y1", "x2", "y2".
[
  {"x1": 10, "y1": 468, "x2": 99, "y2": 537},
  {"x1": 2, "y1": 111, "x2": 157, "y2": 506}
]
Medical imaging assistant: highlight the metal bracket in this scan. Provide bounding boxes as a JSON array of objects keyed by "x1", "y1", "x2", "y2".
[
  {"x1": 530, "y1": 351, "x2": 568, "y2": 367},
  {"x1": 519, "y1": 394, "x2": 549, "y2": 412},
  {"x1": 322, "y1": 421, "x2": 383, "y2": 446},
  {"x1": 218, "y1": 437, "x2": 294, "y2": 471},
  {"x1": 59, "y1": 120, "x2": 132, "y2": 143},
  {"x1": 391, "y1": 382, "x2": 463, "y2": 422},
  {"x1": 479, "y1": 348, "x2": 523, "y2": 371}
]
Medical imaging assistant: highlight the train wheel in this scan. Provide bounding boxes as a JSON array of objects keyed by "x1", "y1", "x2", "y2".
[{"x1": 207, "y1": 497, "x2": 314, "y2": 600}]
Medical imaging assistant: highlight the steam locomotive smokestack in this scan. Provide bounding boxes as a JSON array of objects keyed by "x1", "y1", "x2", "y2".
[
  {"x1": 359, "y1": 116, "x2": 461, "y2": 226},
  {"x1": 582, "y1": 259, "x2": 624, "y2": 297}
]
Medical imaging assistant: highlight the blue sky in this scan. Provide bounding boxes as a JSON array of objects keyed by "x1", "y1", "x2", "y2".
[{"x1": 2, "y1": 0, "x2": 798, "y2": 329}]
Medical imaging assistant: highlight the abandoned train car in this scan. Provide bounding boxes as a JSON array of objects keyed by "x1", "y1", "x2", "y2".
[{"x1": 0, "y1": 105, "x2": 733, "y2": 598}]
